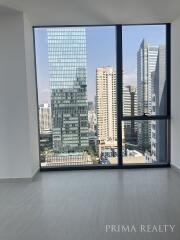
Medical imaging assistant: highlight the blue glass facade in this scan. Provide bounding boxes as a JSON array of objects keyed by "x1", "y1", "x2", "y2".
[{"x1": 47, "y1": 27, "x2": 89, "y2": 153}]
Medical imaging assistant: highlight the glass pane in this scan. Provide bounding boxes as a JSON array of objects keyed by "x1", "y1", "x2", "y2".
[
  {"x1": 34, "y1": 26, "x2": 117, "y2": 168},
  {"x1": 122, "y1": 25, "x2": 167, "y2": 116},
  {"x1": 122, "y1": 120, "x2": 167, "y2": 164}
]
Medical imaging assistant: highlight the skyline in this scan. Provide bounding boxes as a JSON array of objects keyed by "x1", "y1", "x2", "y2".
[{"x1": 34, "y1": 25, "x2": 166, "y2": 103}]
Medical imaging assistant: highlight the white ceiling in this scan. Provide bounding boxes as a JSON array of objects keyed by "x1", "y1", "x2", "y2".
[{"x1": 0, "y1": 0, "x2": 180, "y2": 26}]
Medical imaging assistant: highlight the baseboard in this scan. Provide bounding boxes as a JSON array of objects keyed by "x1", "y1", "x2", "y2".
[
  {"x1": 31, "y1": 167, "x2": 40, "y2": 180},
  {"x1": 171, "y1": 164, "x2": 180, "y2": 174},
  {"x1": 0, "y1": 167, "x2": 40, "y2": 182}
]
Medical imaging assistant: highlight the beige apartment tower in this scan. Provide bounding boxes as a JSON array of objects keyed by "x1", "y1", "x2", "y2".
[{"x1": 96, "y1": 67, "x2": 117, "y2": 156}]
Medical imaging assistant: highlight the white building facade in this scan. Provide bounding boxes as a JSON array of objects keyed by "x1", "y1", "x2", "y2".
[{"x1": 39, "y1": 103, "x2": 52, "y2": 134}]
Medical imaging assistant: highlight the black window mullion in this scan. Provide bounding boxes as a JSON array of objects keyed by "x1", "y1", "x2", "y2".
[
  {"x1": 166, "y1": 23, "x2": 171, "y2": 119},
  {"x1": 166, "y1": 24, "x2": 171, "y2": 165},
  {"x1": 116, "y1": 25, "x2": 123, "y2": 166}
]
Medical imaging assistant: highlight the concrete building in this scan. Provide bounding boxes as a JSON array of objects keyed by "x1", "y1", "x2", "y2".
[
  {"x1": 123, "y1": 86, "x2": 137, "y2": 116},
  {"x1": 151, "y1": 45, "x2": 167, "y2": 163},
  {"x1": 88, "y1": 101, "x2": 94, "y2": 111},
  {"x1": 96, "y1": 67, "x2": 117, "y2": 156},
  {"x1": 88, "y1": 109, "x2": 97, "y2": 132},
  {"x1": 39, "y1": 103, "x2": 52, "y2": 134},
  {"x1": 123, "y1": 85, "x2": 138, "y2": 144}
]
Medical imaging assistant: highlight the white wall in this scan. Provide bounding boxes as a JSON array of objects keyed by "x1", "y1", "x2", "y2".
[
  {"x1": 0, "y1": 7, "x2": 179, "y2": 177},
  {"x1": 23, "y1": 14, "x2": 40, "y2": 176},
  {"x1": 0, "y1": 10, "x2": 39, "y2": 179},
  {"x1": 171, "y1": 16, "x2": 180, "y2": 169}
]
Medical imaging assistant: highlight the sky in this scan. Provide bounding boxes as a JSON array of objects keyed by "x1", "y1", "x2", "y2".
[{"x1": 34, "y1": 25, "x2": 165, "y2": 104}]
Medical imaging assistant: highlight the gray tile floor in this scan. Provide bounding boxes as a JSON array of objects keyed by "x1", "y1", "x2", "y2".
[{"x1": 0, "y1": 168, "x2": 180, "y2": 240}]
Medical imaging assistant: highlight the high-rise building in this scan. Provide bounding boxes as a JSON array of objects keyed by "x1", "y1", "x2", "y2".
[
  {"x1": 151, "y1": 45, "x2": 166, "y2": 162},
  {"x1": 88, "y1": 101, "x2": 97, "y2": 132},
  {"x1": 123, "y1": 85, "x2": 138, "y2": 116},
  {"x1": 88, "y1": 101, "x2": 94, "y2": 111},
  {"x1": 39, "y1": 103, "x2": 52, "y2": 134},
  {"x1": 96, "y1": 67, "x2": 117, "y2": 156},
  {"x1": 151, "y1": 45, "x2": 166, "y2": 116},
  {"x1": 47, "y1": 27, "x2": 89, "y2": 153},
  {"x1": 88, "y1": 109, "x2": 97, "y2": 133},
  {"x1": 123, "y1": 85, "x2": 138, "y2": 144},
  {"x1": 137, "y1": 39, "x2": 159, "y2": 151}
]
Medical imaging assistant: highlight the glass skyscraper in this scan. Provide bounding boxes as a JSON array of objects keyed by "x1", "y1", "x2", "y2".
[
  {"x1": 137, "y1": 39, "x2": 158, "y2": 151},
  {"x1": 47, "y1": 27, "x2": 89, "y2": 153}
]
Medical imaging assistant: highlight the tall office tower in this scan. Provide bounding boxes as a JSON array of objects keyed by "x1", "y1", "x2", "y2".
[
  {"x1": 39, "y1": 103, "x2": 52, "y2": 134},
  {"x1": 96, "y1": 67, "x2": 117, "y2": 155},
  {"x1": 88, "y1": 101, "x2": 94, "y2": 111},
  {"x1": 151, "y1": 45, "x2": 166, "y2": 162},
  {"x1": 47, "y1": 28, "x2": 89, "y2": 153},
  {"x1": 123, "y1": 85, "x2": 138, "y2": 116},
  {"x1": 123, "y1": 85, "x2": 138, "y2": 144},
  {"x1": 137, "y1": 39, "x2": 159, "y2": 151},
  {"x1": 88, "y1": 109, "x2": 97, "y2": 133}
]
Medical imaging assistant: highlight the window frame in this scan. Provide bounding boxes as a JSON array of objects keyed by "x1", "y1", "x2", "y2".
[{"x1": 33, "y1": 23, "x2": 171, "y2": 171}]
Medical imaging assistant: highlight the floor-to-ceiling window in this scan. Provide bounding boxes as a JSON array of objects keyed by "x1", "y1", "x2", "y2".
[
  {"x1": 121, "y1": 24, "x2": 170, "y2": 165},
  {"x1": 33, "y1": 24, "x2": 170, "y2": 169}
]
